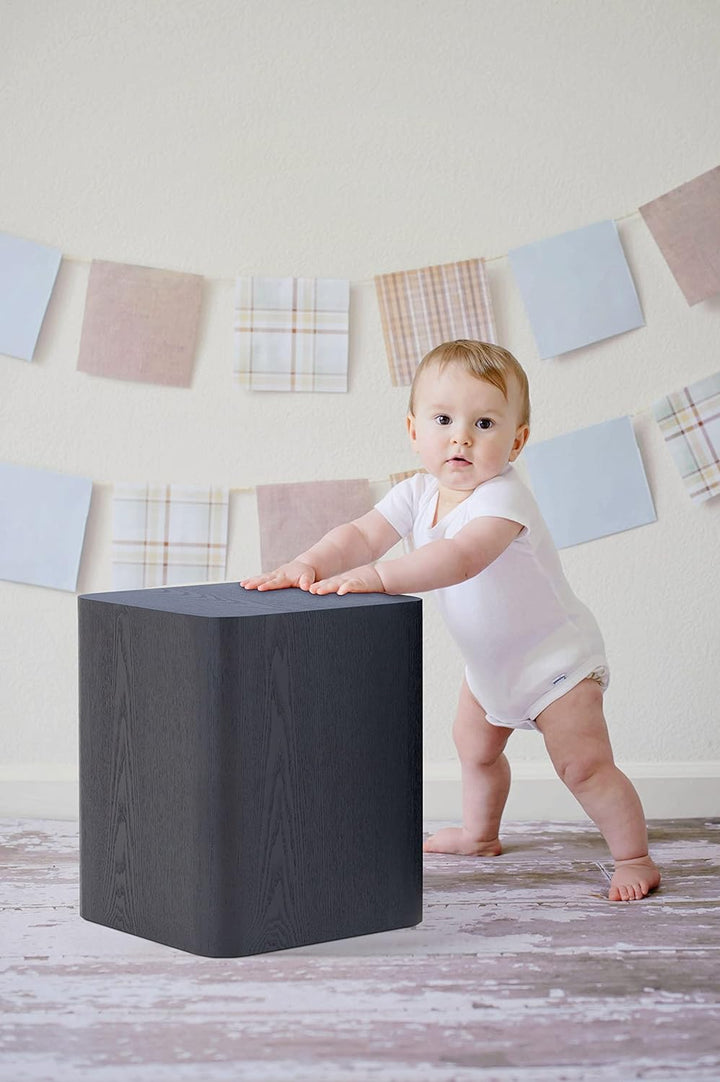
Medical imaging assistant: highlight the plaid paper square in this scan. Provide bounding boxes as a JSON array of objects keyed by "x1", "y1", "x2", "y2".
[
  {"x1": 77, "y1": 261, "x2": 204, "y2": 386},
  {"x1": 112, "y1": 484, "x2": 229, "y2": 589},
  {"x1": 256, "y1": 479, "x2": 371, "y2": 571},
  {"x1": 234, "y1": 277, "x2": 349, "y2": 392},
  {"x1": 653, "y1": 371, "x2": 720, "y2": 503},
  {"x1": 374, "y1": 259, "x2": 496, "y2": 386},
  {"x1": 640, "y1": 165, "x2": 720, "y2": 306}
]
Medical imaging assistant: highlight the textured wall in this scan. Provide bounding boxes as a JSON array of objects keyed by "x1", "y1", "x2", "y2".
[{"x1": 1, "y1": 0, "x2": 720, "y2": 793}]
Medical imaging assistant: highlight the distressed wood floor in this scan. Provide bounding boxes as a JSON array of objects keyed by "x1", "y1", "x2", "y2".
[{"x1": 1, "y1": 818, "x2": 719, "y2": 1082}]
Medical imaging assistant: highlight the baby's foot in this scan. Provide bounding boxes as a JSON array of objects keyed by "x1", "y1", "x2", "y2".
[
  {"x1": 608, "y1": 855, "x2": 661, "y2": 901},
  {"x1": 423, "y1": 827, "x2": 502, "y2": 857}
]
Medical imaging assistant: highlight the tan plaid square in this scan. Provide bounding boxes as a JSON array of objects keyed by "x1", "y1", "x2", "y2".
[{"x1": 374, "y1": 259, "x2": 496, "y2": 386}]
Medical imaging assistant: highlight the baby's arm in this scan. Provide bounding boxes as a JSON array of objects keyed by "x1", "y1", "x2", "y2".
[
  {"x1": 311, "y1": 516, "x2": 523, "y2": 595},
  {"x1": 240, "y1": 510, "x2": 402, "y2": 591}
]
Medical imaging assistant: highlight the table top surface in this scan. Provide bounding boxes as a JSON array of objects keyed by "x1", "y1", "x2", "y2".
[{"x1": 78, "y1": 581, "x2": 422, "y2": 617}]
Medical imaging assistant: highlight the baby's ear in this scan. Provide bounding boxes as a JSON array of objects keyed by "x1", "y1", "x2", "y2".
[{"x1": 509, "y1": 423, "x2": 530, "y2": 461}]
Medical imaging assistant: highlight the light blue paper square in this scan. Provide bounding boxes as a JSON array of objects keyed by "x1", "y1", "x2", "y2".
[
  {"x1": 0, "y1": 233, "x2": 63, "y2": 361},
  {"x1": 508, "y1": 220, "x2": 644, "y2": 359},
  {"x1": 523, "y1": 416, "x2": 656, "y2": 548},
  {"x1": 0, "y1": 462, "x2": 93, "y2": 590}
]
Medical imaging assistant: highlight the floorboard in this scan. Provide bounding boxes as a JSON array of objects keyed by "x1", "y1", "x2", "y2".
[{"x1": 1, "y1": 818, "x2": 719, "y2": 1081}]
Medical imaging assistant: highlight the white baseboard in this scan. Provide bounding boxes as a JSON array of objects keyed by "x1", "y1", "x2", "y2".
[
  {"x1": 1, "y1": 762, "x2": 718, "y2": 821},
  {"x1": 424, "y1": 760, "x2": 720, "y2": 820}
]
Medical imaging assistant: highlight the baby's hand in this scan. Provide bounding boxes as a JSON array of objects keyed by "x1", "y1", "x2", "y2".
[
  {"x1": 309, "y1": 564, "x2": 385, "y2": 596},
  {"x1": 240, "y1": 560, "x2": 317, "y2": 591}
]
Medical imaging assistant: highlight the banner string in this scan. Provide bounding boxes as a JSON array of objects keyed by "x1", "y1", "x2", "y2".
[{"x1": 55, "y1": 211, "x2": 643, "y2": 284}]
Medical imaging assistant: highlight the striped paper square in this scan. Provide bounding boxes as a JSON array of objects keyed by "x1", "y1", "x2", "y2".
[
  {"x1": 653, "y1": 371, "x2": 720, "y2": 503},
  {"x1": 234, "y1": 277, "x2": 350, "y2": 392},
  {"x1": 112, "y1": 483, "x2": 229, "y2": 589},
  {"x1": 256, "y1": 479, "x2": 372, "y2": 571},
  {"x1": 374, "y1": 259, "x2": 496, "y2": 386},
  {"x1": 640, "y1": 165, "x2": 720, "y2": 306}
]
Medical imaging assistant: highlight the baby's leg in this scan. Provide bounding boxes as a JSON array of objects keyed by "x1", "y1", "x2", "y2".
[
  {"x1": 535, "y1": 679, "x2": 661, "y2": 901},
  {"x1": 424, "y1": 676, "x2": 513, "y2": 856}
]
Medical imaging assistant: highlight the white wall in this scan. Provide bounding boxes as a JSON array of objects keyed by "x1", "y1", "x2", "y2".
[{"x1": 2, "y1": 0, "x2": 720, "y2": 819}]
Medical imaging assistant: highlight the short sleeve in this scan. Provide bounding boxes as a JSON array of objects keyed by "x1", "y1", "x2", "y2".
[
  {"x1": 373, "y1": 476, "x2": 419, "y2": 539},
  {"x1": 453, "y1": 470, "x2": 536, "y2": 541}
]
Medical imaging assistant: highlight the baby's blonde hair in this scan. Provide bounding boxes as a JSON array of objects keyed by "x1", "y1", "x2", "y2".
[{"x1": 407, "y1": 340, "x2": 531, "y2": 428}]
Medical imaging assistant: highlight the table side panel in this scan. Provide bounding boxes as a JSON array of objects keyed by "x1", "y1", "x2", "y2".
[
  {"x1": 217, "y1": 601, "x2": 423, "y2": 955},
  {"x1": 79, "y1": 600, "x2": 222, "y2": 953}
]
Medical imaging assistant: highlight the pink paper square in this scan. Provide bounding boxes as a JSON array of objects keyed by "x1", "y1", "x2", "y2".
[
  {"x1": 640, "y1": 165, "x2": 720, "y2": 305},
  {"x1": 77, "y1": 260, "x2": 204, "y2": 385}
]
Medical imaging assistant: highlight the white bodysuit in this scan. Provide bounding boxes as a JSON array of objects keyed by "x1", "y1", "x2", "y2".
[{"x1": 374, "y1": 464, "x2": 609, "y2": 731}]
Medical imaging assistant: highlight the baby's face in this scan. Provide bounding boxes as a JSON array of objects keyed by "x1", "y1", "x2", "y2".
[{"x1": 407, "y1": 365, "x2": 530, "y2": 491}]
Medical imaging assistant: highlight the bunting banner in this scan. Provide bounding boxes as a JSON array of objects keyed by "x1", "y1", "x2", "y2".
[
  {"x1": 2, "y1": 165, "x2": 720, "y2": 593},
  {"x1": 0, "y1": 462, "x2": 92, "y2": 591},
  {"x1": 523, "y1": 416, "x2": 657, "y2": 548},
  {"x1": 77, "y1": 261, "x2": 204, "y2": 386},
  {"x1": 0, "y1": 232, "x2": 62, "y2": 362},
  {"x1": 507, "y1": 220, "x2": 645, "y2": 359},
  {"x1": 639, "y1": 165, "x2": 720, "y2": 306},
  {"x1": 234, "y1": 276, "x2": 350, "y2": 392},
  {"x1": 256, "y1": 478, "x2": 372, "y2": 571},
  {"x1": 112, "y1": 483, "x2": 229, "y2": 589},
  {"x1": 374, "y1": 259, "x2": 496, "y2": 386},
  {"x1": 653, "y1": 370, "x2": 720, "y2": 503}
]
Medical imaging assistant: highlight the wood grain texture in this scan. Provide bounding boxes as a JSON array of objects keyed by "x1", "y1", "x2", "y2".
[
  {"x1": 1, "y1": 819, "x2": 718, "y2": 1081},
  {"x1": 78, "y1": 584, "x2": 423, "y2": 957}
]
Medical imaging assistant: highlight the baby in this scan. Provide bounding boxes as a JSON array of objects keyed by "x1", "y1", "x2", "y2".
[{"x1": 241, "y1": 339, "x2": 661, "y2": 902}]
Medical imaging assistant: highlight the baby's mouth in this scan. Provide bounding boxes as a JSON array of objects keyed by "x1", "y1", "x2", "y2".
[{"x1": 448, "y1": 456, "x2": 471, "y2": 465}]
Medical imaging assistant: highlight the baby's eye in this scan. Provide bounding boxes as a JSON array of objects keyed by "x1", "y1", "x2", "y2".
[
  {"x1": 476, "y1": 418, "x2": 494, "y2": 430},
  {"x1": 434, "y1": 415, "x2": 452, "y2": 426}
]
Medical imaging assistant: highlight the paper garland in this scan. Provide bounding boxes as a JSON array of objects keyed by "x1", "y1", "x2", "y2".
[
  {"x1": 640, "y1": 164, "x2": 720, "y2": 306},
  {"x1": 234, "y1": 277, "x2": 350, "y2": 392},
  {"x1": 507, "y1": 220, "x2": 645, "y2": 359},
  {"x1": 0, "y1": 232, "x2": 62, "y2": 362},
  {"x1": 77, "y1": 261, "x2": 204, "y2": 387},
  {"x1": 523, "y1": 416, "x2": 657, "y2": 548},
  {"x1": 374, "y1": 259, "x2": 496, "y2": 386},
  {"x1": 256, "y1": 479, "x2": 372, "y2": 571},
  {"x1": 653, "y1": 371, "x2": 720, "y2": 503},
  {"x1": 0, "y1": 462, "x2": 92, "y2": 591},
  {"x1": 112, "y1": 483, "x2": 229, "y2": 589}
]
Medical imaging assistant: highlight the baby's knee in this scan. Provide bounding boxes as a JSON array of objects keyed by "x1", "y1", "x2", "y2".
[
  {"x1": 453, "y1": 726, "x2": 507, "y2": 769},
  {"x1": 554, "y1": 753, "x2": 610, "y2": 791}
]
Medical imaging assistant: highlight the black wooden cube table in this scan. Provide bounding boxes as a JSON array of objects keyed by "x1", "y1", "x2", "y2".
[{"x1": 78, "y1": 582, "x2": 422, "y2": 957}]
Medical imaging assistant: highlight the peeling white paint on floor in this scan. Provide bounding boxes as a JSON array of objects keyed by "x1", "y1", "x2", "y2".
[{"x1": 1, "y1": 818, "x2": 719, "y2": 1081}]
